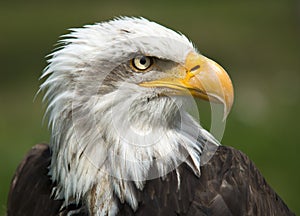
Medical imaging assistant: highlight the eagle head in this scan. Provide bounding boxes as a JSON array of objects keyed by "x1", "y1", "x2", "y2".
[{"x1": 41, "y1": 17, "x2": 233, "y2": 215}]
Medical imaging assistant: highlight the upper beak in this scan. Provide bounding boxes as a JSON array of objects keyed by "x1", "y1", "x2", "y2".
[{"x1": 139, "y1": 52, "x2": 234, "y2": 118}]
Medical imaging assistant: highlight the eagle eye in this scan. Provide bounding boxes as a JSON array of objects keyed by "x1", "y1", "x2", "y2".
[{"x1": 131, "y1": 56, "x2": 153, "y2": 71}]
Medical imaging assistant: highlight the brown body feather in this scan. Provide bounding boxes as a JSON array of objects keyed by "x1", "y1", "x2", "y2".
[{"x1": 7, "y1": 144, "x2": 294, "y2": 216}]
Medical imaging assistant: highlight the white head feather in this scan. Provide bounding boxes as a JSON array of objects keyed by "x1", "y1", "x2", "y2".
[{"x1": 41, "y1": 17, "x2": 219, "y2": 216}]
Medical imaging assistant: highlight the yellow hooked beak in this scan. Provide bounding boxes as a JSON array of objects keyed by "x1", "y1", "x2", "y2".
[{"x1": 139, "y1": 52, "x2": 234, "y2": 118}]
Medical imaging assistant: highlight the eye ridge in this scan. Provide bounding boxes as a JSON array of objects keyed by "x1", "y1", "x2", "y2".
[{"x1": 131, "y1": 56, "x2": 153, "y2": 71}]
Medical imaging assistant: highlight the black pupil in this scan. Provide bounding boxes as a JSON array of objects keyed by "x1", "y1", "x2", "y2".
[{"x1": 140, "y1": 57, "x2": 147, "y2": 65}]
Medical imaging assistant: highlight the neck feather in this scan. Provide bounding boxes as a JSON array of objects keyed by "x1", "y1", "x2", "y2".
[{"x1": 48, "y1": 87, "x2": 219, "y2": 215}]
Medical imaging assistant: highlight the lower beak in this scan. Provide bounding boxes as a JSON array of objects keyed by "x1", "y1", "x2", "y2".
[{"x1": 140, "y1": 52, "x2": 234, "y2": 118}]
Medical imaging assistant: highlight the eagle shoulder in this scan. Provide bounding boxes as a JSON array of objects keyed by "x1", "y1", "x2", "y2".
[
  {"x1": 7, "y1": 144, "x2": 87, "y2": 216},
  {"x1": 118, "y1": 145, "x2": 295, "y2": 216},
  {"x1": 187, "y1": 146, "x2": 295, "y2": 216},
  {"x1": 7, "y1": 144, "x2": 294, "y2": 216}
]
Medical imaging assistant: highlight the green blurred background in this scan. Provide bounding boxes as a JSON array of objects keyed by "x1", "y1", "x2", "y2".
[{"x1": 0, "y1": 0, "x2": 299, "y2": 215}]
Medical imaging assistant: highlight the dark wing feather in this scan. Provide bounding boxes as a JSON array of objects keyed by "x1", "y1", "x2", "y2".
[
  {"x1": 118, "y1": 145, "x2": 295, "y2": 216},
  {"x1": 7, "y1": 144, "x2": 87, "y2": 216},
  {"x1": 7, "y1": 144, "x2": 294, "y2": 216},
  {"x1": 189, "y1": 145, "x2": 295, "y2": 216}
]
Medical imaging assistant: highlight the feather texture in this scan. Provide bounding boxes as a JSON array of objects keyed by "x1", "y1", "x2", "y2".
[{"x1": 7, "y1": 144, "x2": 295, "y2": 216}]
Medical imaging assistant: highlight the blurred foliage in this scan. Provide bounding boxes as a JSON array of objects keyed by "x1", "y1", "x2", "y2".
[{"x1": 0, "y1": 0, "x2": 299, "y2": 215}]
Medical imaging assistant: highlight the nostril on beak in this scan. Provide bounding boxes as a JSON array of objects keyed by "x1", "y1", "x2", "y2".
[{"x1": 190, "y1": 65, "x2": 200, "y2": 72}]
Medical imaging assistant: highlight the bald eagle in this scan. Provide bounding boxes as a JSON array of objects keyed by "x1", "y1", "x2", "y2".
[{"x1": 7, "y1": 17, "x2": 294, "y2": 216}]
